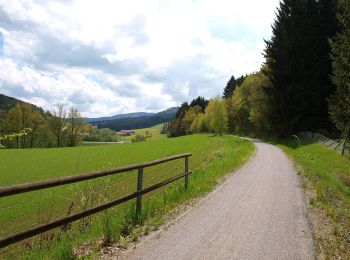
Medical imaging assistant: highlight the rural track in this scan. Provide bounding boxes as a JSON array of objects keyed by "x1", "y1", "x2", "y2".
[{"x1": 121, "y1": 140, "x2": 315, "y2": 260}]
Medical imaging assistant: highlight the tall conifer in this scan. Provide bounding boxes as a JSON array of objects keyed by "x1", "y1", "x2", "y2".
[
  {"x1": 264, "y1": 0, "x2": 338, "y2": 136},
  {"x1": 329, "y1": 0, "x2": 350, "y2": 149}
]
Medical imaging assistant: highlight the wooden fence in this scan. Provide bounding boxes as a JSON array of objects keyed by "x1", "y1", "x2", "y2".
[
  {"x1": 299, "y1": 131, "x2": 349, "y2": 156},
  {"x1": 0, "y1": 153, "x2": 192, "y2": 248}
]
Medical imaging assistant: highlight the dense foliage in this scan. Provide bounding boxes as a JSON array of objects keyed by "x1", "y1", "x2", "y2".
[
  {"x1": 0, "y1": 102, "x2": 87, "y2": 148},
  {"x1": 329, "y1": 0, "x2": 350, "y2": 145},
  {"x1": 222, "y1": 75, "x2": 247, "y2": 99},
  {"x1": 168, "y1": 96, "x2": 209, "y2": 137}
]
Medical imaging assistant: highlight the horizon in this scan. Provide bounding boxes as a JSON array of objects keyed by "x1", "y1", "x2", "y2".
[{"x1": 0, "y1": 0, "x2": 280, "y2": 117}]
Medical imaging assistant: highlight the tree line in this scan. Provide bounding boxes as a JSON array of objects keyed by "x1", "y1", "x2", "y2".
[
  {"x1": 168, "y1": 0, "x2": 350, "y2": 143},
  {"x1": 0, "y1": 103, "x2": 87, "y2": 148}
]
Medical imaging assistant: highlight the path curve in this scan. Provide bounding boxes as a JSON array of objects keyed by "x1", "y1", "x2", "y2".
[{"x1": 122, "y1": 140, "x2": 314, "y2": 260}]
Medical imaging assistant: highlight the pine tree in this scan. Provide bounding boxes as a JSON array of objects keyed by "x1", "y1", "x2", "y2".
[
  {"x1": 264, "y1": 0, "x2": 338, "y2": 136},
  {"x1": 189, "y1": 96, "x2": 209, "y2": 112},
  {"x1": 223, "y1": 76, "x2": 236, "y2": 99},
  {"x1": 223, "y1": 75, "x2": 248, "y2": 99},
  {"x1": 329, "y1": 0, "x2": 350, "y2": 152}
]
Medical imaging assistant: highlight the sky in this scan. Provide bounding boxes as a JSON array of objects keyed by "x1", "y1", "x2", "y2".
[{"x1": 0, "y1": 0, "x2": 280, "y2": 117}]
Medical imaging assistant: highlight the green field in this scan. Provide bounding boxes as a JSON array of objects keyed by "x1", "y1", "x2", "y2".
[
  {"x1": 116, "y1": 123, "x2": 165, "y2": 142},
  {"x1": 0, "y1": 134, "x2": 254, "y2": 259},
  {"x1": 277, "y1": 140, "x2": 350, "y2": 259}
]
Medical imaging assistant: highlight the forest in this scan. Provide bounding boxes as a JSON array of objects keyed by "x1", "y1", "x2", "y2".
[
  {"x1": 168, "y1": 0, "x2": 350, "y2": 149},
  {"x1": 0, "y1": 102, "x2": 88, "y2": 149}
]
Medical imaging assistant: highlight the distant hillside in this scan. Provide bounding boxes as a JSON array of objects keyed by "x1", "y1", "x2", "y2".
[
  {"x1": 0, "y1": 93, "x2": 178, "y2": 130},
  {"x1": 0, "y1": 94, "x2": 43, "y2": 119},
  {"x1": 0, "y1": 94, "x2": 24, "y2": 112},
  {"x1": 85, "y1": 112, "x2": 154, "y2": 123},
  {"x1": 93, "y1": 107, "x2": 178, "y2": 131}
]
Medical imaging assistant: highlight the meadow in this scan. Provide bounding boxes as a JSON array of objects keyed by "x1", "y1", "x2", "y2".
[
  {"x1": 0, "y1": 133, "x2": 254, "y2": 259},
  {"x1": 277, "y1": 140, "x2": 350, "y2": 259},
  {"x1": 117, "y1": 123, "x2": 165, "y2": 141}
]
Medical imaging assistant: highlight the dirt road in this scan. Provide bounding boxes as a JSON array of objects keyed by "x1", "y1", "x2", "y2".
[{"x1": 123, "y1": 140, "x2": 314, "y2": 260}]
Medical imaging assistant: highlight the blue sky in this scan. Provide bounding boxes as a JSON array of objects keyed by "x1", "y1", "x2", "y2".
[{"x1": 0, "y1": 0, "x2": 280, "y2": 117}]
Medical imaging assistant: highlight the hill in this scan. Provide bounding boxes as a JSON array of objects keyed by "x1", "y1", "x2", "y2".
[
  {"x1": 85, "y1": 112, "x2": 154, "y2": 123},
  {"x1": 0, "y1": 94, "x2": 23, "y2": 112},
  {"x1": 93, "y1": 107, "x2": 178, "y2": 131},
  {"x1": 0, "y1": 93, "x2": 178, "y2": 130},
  {"x1": 0, "y1": 94, "x2": 43, "y2": 119}
]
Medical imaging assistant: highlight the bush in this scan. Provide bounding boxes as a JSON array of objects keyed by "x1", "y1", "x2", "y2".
[{"x1": 131, "y1": 134, "x2": 146, "y2": 143}]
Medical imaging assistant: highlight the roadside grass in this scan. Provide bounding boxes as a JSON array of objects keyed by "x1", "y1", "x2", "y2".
[
  {"x1": 0, "y1": 134, "x2": 254, "y2": 259},
  {"x1": 276, "y1": 139, "x2": 350, "y2": 259}
]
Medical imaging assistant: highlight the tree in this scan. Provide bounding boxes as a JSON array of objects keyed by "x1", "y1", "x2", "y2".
[
  {"x1": 225, "y1": 71, "x2": 272, "y2": 135},
  {"x1": 264, "y1": 0, "x2": 338, "y2": 136},
  {"x1": 247, "y1": 72, "x2": 272, "y2": 135},
  {"x1": 230, "y1": 80, "x2": 252, "y2": 133},
  {"x1": 223, "y1": 76, "x2": 236, "y2": 99},
  {"x1": 197, "y1": 113, "x2": 207, "y2": 132},
  {"x1": 18, "y1": 103, "x2": 48, "y2": 148},
  {"x1": 67, "y1": 107, "x2": 85, "y2": 146},
  {"x1": 189, "y1": 96, "x2": 209, "y2": 113},
  {"x1": 0, "y1": 128, "x2": 31, "y2": 149},
  {"x1": 27, "y1": 108, "x2": 46, "y2": 148},
  {"x1": 182, "y1": 106, "x2": 202, "y2": 134},
  {"x1": 169, "y1": 98, "x2": 208, "y2": 137},
  {"x1": 160, "y1": 122, "x2": 171, "y2": 134},
  {"x1": 222, "y1": 75, "x2": 247, "y2": 99},
  {"x1": 5, "y1": 103, "x2": 23, "y2": 148},
  {"x1": 329, "y1": 0, "x2": 350, "y2": 154},
  {"x1": 49, "y1": 104, "x2": 67, "y2": 147},
  {"x1": 205, "y1": 97, "x2": 227, "y2": 135},
  {"x1": 175, "y1": 102, "x2": 189, "y2": 119},
  {"x1": 167, "y1": 118, "x2": 186, "y2": 137}
]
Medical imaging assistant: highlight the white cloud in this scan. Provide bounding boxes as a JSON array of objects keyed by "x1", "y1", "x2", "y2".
[{"x1": 0, "y1": 0, "x2": 280, "y2": 116}]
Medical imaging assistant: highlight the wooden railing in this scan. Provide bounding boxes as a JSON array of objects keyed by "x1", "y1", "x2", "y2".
[{"x1": 0, "y1": 153, "x2": 192, "y2": 248}]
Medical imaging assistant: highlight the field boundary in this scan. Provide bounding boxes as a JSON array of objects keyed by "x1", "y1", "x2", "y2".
[
  {"x1": 298, "y1": 131, "x2": 349, "y2": 156},
  {"x1": 0, "y1": 153, "x2": 192, "y2": 248}
]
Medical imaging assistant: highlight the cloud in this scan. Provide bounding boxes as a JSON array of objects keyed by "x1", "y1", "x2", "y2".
[
  {"x1": 0, "y1": 30, "x2": 3, "y2": 55},
  {"x1": 0, "y1": 0, "x2": 280, "y2": 116}
]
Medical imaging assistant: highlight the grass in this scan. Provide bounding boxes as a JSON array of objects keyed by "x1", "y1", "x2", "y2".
[
  {"x1": 117, "y1": 124, "x2": 165, "y2": 142},
  {"x1": 276, "y1": 139, "x2": 350, "y2": 259},
  {"x1": 0, "y1": 134, "x2": 254, "y2": 259}
]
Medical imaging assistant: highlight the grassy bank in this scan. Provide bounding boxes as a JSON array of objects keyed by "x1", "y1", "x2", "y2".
[
  {"x1": 277, "y1": 140, "x2": 350, "y2": 259},
  {"x1": 0, "y1": 134, "x2": 254, "y2": 259}
]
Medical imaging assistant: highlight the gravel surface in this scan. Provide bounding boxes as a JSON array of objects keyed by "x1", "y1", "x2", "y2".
[{"x1": 122, "y1": 140, "x2": 315, "y2": 260}]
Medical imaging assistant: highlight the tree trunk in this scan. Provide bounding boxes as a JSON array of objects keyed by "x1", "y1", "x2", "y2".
[
  {"x1": 57, "y1": 131, "x2": 60, "y2": 147},
  {"x1": 341, "y1": 138, "x2": 348, "y2": 156}
]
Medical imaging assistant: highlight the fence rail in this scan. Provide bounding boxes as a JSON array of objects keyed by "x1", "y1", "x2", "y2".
[
  {"x1": 299, "y1": 131, "x2": 349, "y2": 156},
  {"x1": 0, "y1": 153, "x2": 192, "y2": 248}
]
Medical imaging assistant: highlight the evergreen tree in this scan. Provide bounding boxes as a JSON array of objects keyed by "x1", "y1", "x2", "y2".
[
  {"x1": 223, "y1": 75, "x2": 247, "y2": 99},
  {"x1": 235, "y1": 75, "x2": 247, "y2": 88},
  {"x1": 329, "y1": 0, "x2": 350, "y2": 152},
  {"x1": 223, "y1": 76, "x2": 236, "y2": 99},
  {"x1": 264, "y1": 0, "x2": 338, "y2": 136},
  {"x1": 175, "y1": 102, "x2": 189, "y2": 119},
  {"x1": 189, "y1": 96, "x2": 209, "y2": 112}
]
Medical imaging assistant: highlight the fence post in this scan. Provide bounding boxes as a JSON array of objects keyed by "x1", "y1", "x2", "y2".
[
  {"x1": 341, "y1": 139, "x2": 347, "y2": 156},
  {"x1": 136, "y1": 167, "x2": 143, "y2": 218},
  {"x1": 185, "y1": 156, "x2": 189, "y2": 190}
]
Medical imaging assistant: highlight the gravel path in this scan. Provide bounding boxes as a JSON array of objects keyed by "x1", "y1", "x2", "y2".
[{"x1": 122, "y1": 140, "x2": 315, "y2": 260}]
